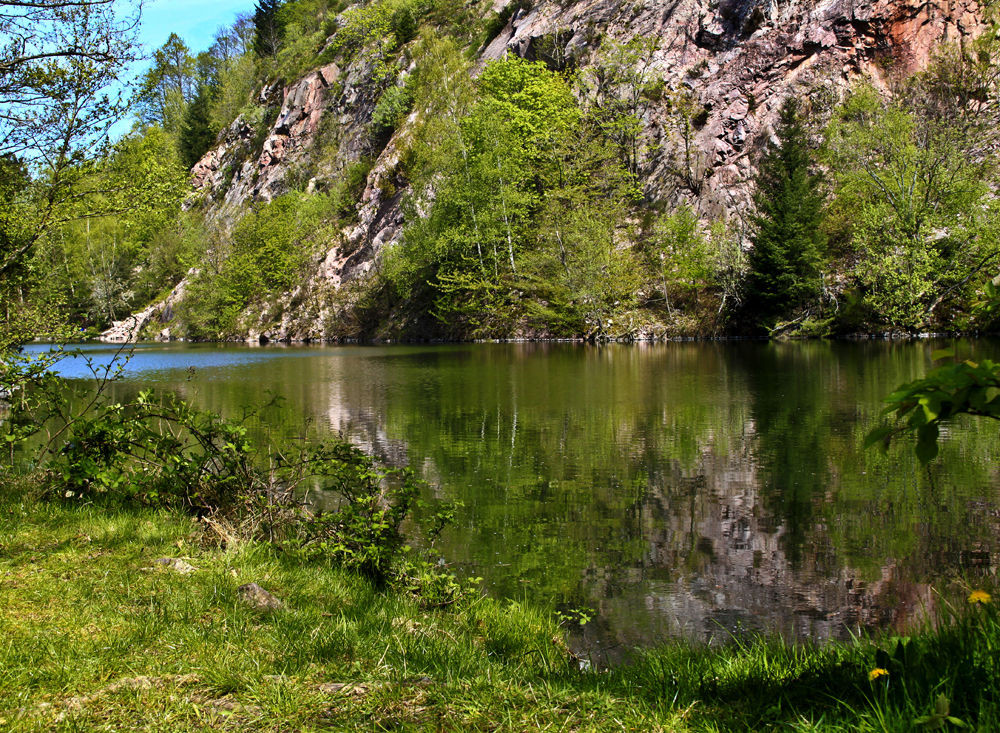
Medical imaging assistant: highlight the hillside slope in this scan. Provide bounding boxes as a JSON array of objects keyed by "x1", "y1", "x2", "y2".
[{"x1": 101, "y1": 0, "x2": 992, "y2": 343}]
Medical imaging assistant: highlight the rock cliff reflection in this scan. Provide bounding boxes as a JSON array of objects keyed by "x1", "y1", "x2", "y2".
[{"x1": 37, "y1": 340, "x2": 1000, "y2": 659}]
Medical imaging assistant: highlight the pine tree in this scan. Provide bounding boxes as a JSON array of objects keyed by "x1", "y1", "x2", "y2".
[
  {"x1": 744, "y1": 98, "x2": 826, "y2": 326},
  {"x1": 252, "y1": 0, "x2": 284, "y2": 58},
  {"x1": 179, "y1": 84, "x2": 216, "y2": 169}
]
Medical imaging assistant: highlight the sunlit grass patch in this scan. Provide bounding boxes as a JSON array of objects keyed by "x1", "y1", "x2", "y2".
[{"x1": 2, "y1": 481, "x2": 1000, "y2": 731}]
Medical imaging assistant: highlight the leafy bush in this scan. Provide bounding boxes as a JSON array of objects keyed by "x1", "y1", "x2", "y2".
[
  {"x1": 1, "y1": 348, "x2": 463, "y2": 593},
  {"x1": 181, "y1": 193, "x2": 323, "y2": 338},
  {"x1": 328, "y1": 0, "x2": 419, "y2": 89},
  {"x1": 867, "y1": 348, "x2": 1000, "y2": 463},
  {"x1": 390, "y1": 5, "x2": 418, "y2": 46},
  {"x1": 370, "y1": 81, "x2": 415, "y2": 144},
  {"x1": 329, "y1": 157, "x2": 374, "y2": 220}
]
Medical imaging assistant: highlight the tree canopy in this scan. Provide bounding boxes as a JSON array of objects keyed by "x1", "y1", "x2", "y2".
[{"x1": 0, "y1": 0, "x2": 143, "y2": 347}]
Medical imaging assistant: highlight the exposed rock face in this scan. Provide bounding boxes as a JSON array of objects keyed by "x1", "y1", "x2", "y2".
[
  {"x1": 101, "y1": 275, "x2": 192, "y2": 343},
  {"x1": 484, "y1": 0, "x2": 985, "y2": 215},
  {"x1": 169, "y1": 0, "x2": 986, "y2": 341},
  {"x1": 190, "y1": 63, "x2": 341, "y2": 209}
]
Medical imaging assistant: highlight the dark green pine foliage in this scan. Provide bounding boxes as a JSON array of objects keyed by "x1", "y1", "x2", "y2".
[
  {"x1": 252, "y1": 0, "x2": 284, "y2": 58},
  {"x1": 179, "y1": 84, "x2": 216, "y2": 169},
  {"x1": 744, "y1": 98, "x2": 826, "y2": 326}
]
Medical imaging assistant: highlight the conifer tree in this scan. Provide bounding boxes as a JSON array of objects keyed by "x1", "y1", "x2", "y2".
[
  {"x1": 744, "y1": 98, "x2": 826, "y2": 326},
  {"x1": 252, "y1": 0, "x2": 284, "y2": 58},
  {"x1": 179, "y1": 84, "x2": 216, "y2": 169}
]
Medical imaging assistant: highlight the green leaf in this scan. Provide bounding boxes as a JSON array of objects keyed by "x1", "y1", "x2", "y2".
[
  {"x1": 864, "y1": 425, "x2": 894, "y2": 450},
  {"x1": 931, "y1": 348, "x2": 955, "y2": 362},
  {"x1": 915, "y1": 423, "x2": 940, "y2": 465},
  {"x1": 935, "y1": 694, "x2": 950, "y2": 716}
]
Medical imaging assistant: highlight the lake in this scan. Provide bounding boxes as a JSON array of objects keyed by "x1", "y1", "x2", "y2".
[{"x1": 22, "y1": 339, "x2": 1000, "y2": 662}]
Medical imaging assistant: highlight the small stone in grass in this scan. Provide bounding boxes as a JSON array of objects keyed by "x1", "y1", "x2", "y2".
[
  {"x1": 318, "y1": 682, "x2": 372, "y2": 696},
  {"x1": 238, "y1": 582, "x2": 282, "y2": 610},
  {"x1": 152, "y1": 557, "x2": 197, "y2": 574}
]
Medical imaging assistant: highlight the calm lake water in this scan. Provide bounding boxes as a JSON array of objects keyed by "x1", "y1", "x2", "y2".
[{"x1": 23, "y1": 340, "x2": 1000, "y2": 660}]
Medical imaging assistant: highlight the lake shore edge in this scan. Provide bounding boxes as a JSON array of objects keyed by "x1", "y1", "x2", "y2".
[
  {"x1": 83, "y1": 328, "x2": 997, "y2": 347},
  {"x1": 3, "y1": 477, "x2": 999, "y2": 732}
]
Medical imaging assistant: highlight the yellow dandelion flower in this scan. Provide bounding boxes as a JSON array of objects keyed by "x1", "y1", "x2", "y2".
[
  {"x1": 868, "y1": 668, "x2": 889, "y2": 682},
  {"x1": 968, "y1": 590, "x2": 992, "y2": 605}
]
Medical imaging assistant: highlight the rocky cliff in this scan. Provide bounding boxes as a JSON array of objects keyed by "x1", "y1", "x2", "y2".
[{"x1": 108, "y1": 0, "x2": 988, "y2": 343}]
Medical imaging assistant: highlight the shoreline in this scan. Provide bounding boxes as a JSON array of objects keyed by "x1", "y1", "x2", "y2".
[
  {"x1": 84, "y1": 329, "x2": 996, "y2": 347},
  {"x1": 2, "y1": 483, "x2": 998, "y2": 731}
]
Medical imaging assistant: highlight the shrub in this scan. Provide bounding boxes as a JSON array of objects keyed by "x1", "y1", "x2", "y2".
[
  {"x1": 1, "y1": 348, "x2": 464, "y2": 594},
  {"x1": 180, "y1": 193, "x2": 320, "y2": 338},
  {"x1": 370, "y1": 81, "x2": 414, "y2": 144}
]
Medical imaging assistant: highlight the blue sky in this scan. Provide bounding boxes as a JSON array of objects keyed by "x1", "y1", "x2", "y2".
[
  {"x1": 140, "y1": 0, "x2": 255, "y2": 55},
  {"x1": 110, "y1": 0, "x2": 253, "y2": 137}
]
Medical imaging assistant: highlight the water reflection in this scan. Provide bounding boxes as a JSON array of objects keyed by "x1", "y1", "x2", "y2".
[{"x1": 22, "y1": 340, "x2": 1000, "y2": 657}]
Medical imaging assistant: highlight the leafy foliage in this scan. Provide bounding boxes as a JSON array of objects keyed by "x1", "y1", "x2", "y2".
[
  {"x1": 867, "y1": 348, "x2": 1000, "y2": 463},
  {"x1": 28, "y1": 128, "x2": 191, "y2": 330},
  {"x1": 825, "y1": 35, "x2": 1000, "y2": 331},
  {"x1": 181, "y1": 192, "x2": 333, "y2": 338},
  {"x1": 136, "y1": 33, "x2": 198, "y2": 137},
  {"x1": 253, "y1": 0, "x2": 286, "y2": 58},
  {"x1": 370, "y1": 80, "x2": 415, "y2": 145},
  {"x1": 0, "y1": 0, "x2": 142, "y2": 348},
  {"x1": 8, "y1": 0, "x2": 1000, "y2": 344},
  {"x1": 180, "y1": 83, "x2": 218, "y2": 169}
]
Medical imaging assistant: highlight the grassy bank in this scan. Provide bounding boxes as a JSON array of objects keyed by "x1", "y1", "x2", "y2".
[{"x1": 2, "y1": 482, "x2": 998, "y2": 731}]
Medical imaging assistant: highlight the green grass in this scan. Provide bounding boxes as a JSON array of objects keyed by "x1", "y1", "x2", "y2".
[{"x1": 1, "y1": 479, "x2": 998, "y2": 731}]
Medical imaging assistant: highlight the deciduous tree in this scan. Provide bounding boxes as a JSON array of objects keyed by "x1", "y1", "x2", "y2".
[
  {"x1": 0, "y1": 0, "x2": 142, "y2": 347},
  {"x1": 825, "y1": 31, "x2": 1000, "y2": 330}
]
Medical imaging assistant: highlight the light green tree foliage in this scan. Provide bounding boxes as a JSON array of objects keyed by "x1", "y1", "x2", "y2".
[
  {"x1": 664, "y1": 86, "x2": 710, "y2": 193},
  {"x1": 269, "y1": 0, "x2": 334, "y2": 80},
  {"x1": 138, "y1": 20, "x2": 262, "y2": 167},
  {"x1": 825, "y1": 33, "x2": 1000, "y2": 330},
  {"x1": 137, "y1": 34, "x2": 198, "y2": 138},
  {"x1": 379, "y1": 35, "x2": 473, "y2": 306},
  {"x1": 580, "y1": 38, "x2": 660, "y2": 177},
  {"x1": 0, "y1": 156, "x2": 71, "y2": 343},
  {"x1": 200, "y1": 16, "x2": 259, "y2": 141},
  {"x1": 395, "y1": 56, "x2": 582, "y2": 336},
  {"x1": 868, "y1": 348, "x2": 1000, "y2": 464},
  {"x1": 710, "y1": 218, "x2": 749, "y2": 316},
  {"x1": 210, "y1": 54, "x2": 259, "y2": 134},
  {"x1": 32, "y1": 127, "x2": 191, "y2": 328},
  {"x1": 370, "y1": 79, "x2": 415, "y2": 144},
  {"x1": 521, "y1": 118, "x2": 641, "y2": 336},
  {"x1": 646, "y1": 206, "x2": 715, "y2": 314},
  {"x1": 383, "y1": 46, "x2": 650, "y2": 338},
  {"x1": 327, "y1": 0, "x2": 418, "y2": 90},
  {"x1": 181, "y1": 192, "x2": 336, "y2": 338},
  {"x1": 0, "y1": 0, "x2": 142, "y2": 347}
]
